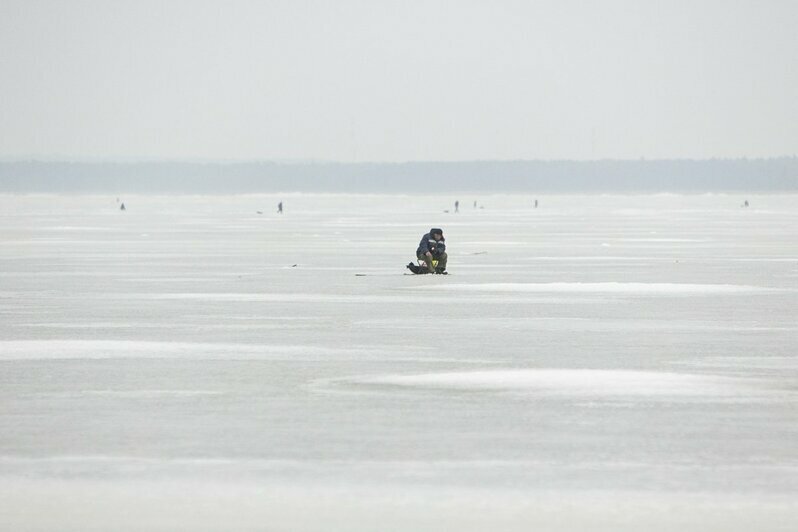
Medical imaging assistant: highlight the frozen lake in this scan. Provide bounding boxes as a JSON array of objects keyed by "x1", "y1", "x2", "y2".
[{"x1": 1, "y1": 193, "x2": 797, "y2": 531}]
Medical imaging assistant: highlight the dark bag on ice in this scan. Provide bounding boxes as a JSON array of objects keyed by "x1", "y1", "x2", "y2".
[{"x1": 406, "y1": 262, "x2": 427, "y2": 274}]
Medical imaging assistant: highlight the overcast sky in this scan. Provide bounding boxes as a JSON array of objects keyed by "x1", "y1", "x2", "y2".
[{"x1": 0, "y1": 0, "x2": 796, "y2": 161}]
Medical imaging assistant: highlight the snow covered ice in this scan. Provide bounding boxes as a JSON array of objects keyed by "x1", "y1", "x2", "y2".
[{"x1": 1, "y1": 193, "x2": 797, "y2": 531}]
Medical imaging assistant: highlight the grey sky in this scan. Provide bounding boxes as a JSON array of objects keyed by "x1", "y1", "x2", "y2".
[{"x1": 1, "y1": 0, "x2": 796, "y2": 161}]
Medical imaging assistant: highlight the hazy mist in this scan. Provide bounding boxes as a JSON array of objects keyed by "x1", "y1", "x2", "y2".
[
  {"x1": 1, "y1": 158, "x2": 796, "y2": 193},
  {"x1": 1, "y1": 0, "x2": 796, "y2": 162}
]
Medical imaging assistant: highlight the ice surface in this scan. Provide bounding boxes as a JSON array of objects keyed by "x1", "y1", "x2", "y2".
[
  {"x1": 1, "y1": 193, "x2": 797, "y2": 531},
  {"x1": 436, "y1": 282, "x2": 777, "y2": 293}
]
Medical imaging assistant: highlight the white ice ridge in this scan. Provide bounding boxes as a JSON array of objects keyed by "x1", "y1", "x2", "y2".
[
  {"x1": 39, "y1": 390, "x2": 226, "y2": 398},
  {"x1": 0, "y1": 340, "x2": 383, "y2": 360},
  {"x1": 358, "y1": 369, "x2": 749, "y2": 396},
  {"x1": 435, "y1": 282, "x2": 775, "y2": 294}
]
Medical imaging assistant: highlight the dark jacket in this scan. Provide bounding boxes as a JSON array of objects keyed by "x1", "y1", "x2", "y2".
[{"x1": 417, "y1": 233, "x2": 446, "y2": 257}]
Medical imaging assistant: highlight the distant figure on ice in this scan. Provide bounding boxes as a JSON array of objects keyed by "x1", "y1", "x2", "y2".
[
  {"x1": 415, "y1": 228, "x2": 447, "y2": 274},
  {"x1": 743, "y1": 200, "x2": 749, "y2": 207},
  {"x1": 454, "y1": 200, "x2": 459, "y2": 213},
  {"x1": 473, "y1": 200, "x2": 477, "y2": 209},
  {"x1": 277, "y1": 201, "x2": 283, "y2": 214},
  {"x1": 120, "y1": 202, "x2": 126, "y2": 211},
  {"x1": 534, "y1": 199, "x2": 538, "y2": 208}
]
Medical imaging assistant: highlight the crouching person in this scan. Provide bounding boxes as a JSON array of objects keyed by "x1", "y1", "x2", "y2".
[{"x1": 417, "y1": 227, "x2": 447, "y2": 274}]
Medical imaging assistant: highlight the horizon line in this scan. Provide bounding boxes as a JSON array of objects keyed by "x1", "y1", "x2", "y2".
[{"x1": 2, "y1": 155, "x2": 797, "y2": 165}]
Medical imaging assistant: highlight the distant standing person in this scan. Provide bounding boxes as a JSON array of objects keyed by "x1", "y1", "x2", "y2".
[
  {"x1": 534, "y1": 199, "x2": 538, "y2": 208},
  {"x1": 743, "y1": 200, "x2": 749, "y2": 207},
  {"x1": 454, "y1": 200, "x2": 459, "y2": 213},
  {"x1": 120, "y1": 202, "x2": 126, "y2": 211},
  {"x1": 277, "y1": 201, "x2": 283, "y2": 214},
  {"x1": 473, "y1": 200, "x2": 477, "y2": 209}
]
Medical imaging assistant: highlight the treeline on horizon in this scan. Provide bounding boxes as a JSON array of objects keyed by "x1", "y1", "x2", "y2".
[{"x1": 0, "y1": 158, "x2": 796, "y2": 193}]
